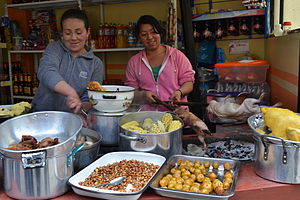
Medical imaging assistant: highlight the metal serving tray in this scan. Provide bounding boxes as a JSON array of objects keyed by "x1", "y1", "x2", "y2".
[
  {"x1": 150, "y1": 155, "x2": 240, "y2": 200},
  {"x1": 68, "y1": 151, "x2": 166, "y2": 200}
]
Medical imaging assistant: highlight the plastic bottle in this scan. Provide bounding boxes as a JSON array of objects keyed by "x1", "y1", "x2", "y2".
[
  {"x1": 282, "y1": 21, "x2": 292, "y2": 36},
  {"x1": 127, "y1": 22, "x2": 135, "y2": 48},
  {"x1": 273, "y1": 24, "x2": 283, "y2": 36}
]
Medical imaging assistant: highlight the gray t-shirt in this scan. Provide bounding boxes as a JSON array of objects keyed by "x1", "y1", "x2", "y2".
[{"x1": 32, "y1": 40, "x2": 104, "y2": 112}]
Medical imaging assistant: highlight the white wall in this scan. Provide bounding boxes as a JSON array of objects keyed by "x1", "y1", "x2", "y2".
[{"x1": 284, "y1": 0, "x2": 300, "y2": 30}]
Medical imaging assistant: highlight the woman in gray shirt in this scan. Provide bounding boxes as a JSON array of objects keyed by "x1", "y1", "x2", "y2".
[{"x1": 32, "y1": 9, "x2": 103, "y2": 113}]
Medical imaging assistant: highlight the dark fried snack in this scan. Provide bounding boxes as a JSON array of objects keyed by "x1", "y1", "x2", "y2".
[{"x1": 6, "y1": 135, "x2": 60, "y2": 150}]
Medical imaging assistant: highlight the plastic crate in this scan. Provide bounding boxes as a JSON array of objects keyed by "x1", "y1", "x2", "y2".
[{"x1": 215, "y1": 60, "x2": 269, "y2": 83}]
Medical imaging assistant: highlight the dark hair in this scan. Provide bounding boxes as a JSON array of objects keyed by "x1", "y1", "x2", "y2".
[
  {"x1": 60, "y1": 9, "x2": 89, "y2": 30},
  {"x1": 135, "y1": 15, "x2": 165, "y2": 39}
]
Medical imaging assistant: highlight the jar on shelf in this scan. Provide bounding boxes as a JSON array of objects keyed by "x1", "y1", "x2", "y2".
[
  {"x1": 98, "y1": 24, "x2": 104, "y2": 49},
  {"x1": 115, "y1": 24, "x2": 123, "y2": 48},
  {"x1": 282, "y1": 21, "x2": 292, "y2": 36}
]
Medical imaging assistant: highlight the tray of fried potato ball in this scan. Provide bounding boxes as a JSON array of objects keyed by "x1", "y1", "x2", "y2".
[{"x1": 150, "y1": 155, "x2": 240, "y2": 200}]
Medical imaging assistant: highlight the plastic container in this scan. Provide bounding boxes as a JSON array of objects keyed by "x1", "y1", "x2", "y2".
[
  {"x1": 282, "y1": 21, "x2": 292, "y2": 36},
  {"x1": 215, "y1": 60, "x2": 269, "y2": 83}
]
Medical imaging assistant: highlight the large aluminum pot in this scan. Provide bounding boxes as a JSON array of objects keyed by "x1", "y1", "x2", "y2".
[
  {"x1": 119, "y1": 111, "x2": 183, "y2": 159},
  {"x1": 248, "y1": 113, "x2": 300, "y2": 184},
  {"x1": 87, "y1": 85, "x2": 135, "y2": 113},
  {"x1": 0, "y1": 111, "x2": 83, "y2": 199},
  {"x1": 87, "y1": 109, "x2": 124, "y2": 146}
]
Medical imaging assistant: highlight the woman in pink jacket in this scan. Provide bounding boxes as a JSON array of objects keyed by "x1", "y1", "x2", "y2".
[{"x1": 125, "y1": 15, "x2": 195, "y2": 111}]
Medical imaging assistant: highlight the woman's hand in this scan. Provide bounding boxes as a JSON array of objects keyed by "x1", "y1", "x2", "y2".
[
  {"x1": 67, "y1": 94, "x2": 82, "y2": 114},
  {"x1": 170, "y1": 90, "x2": 182, "y2": 102},
  {"x1": 144, "y1": 91, "x2": 157, "y2": 103}
]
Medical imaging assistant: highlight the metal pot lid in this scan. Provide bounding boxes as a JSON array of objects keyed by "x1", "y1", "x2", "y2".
[{"x1": 88, "y1": 108, "x2": 126, "y2": 116}]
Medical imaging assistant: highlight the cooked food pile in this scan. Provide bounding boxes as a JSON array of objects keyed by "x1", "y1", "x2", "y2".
[
  {"x1": 121, "y1": 113, "x2": 182, "y2": 133},
  {"x1": 87, "y1": 81, "x2": 107, "y2": 91},
  {"x1": 158, "y1": 160, "x2": 234, "y2": 195},
  {"x1": 79, "y1": 159, "x2": 160, "y2": 192},
  {"x1": 206, "y1": 140, "x2": 254, "y2": 160},
  {"x1": 0, "y1": 101, "x2": 32, "y2": 117},
  {"x1": 256, "y1": 107, "x2": 300, "y2": 142},
  {"x1": 7, "y1": 135, "x2": 60, "y2": 150}
]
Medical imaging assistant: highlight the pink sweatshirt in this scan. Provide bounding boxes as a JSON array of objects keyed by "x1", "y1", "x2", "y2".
[{"x1": 125, "y1": 45, "x2": 195, "y2": 110}]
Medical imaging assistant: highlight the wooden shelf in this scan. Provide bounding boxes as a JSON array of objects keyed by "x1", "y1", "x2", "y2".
[{"x1": 12, "y1": 95, "x2": 34, "y2": 100}]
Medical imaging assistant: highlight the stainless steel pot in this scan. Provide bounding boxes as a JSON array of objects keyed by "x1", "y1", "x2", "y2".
[
  {"x1": 248, "y1": 113, "x2": 300, "y2": 184},
  {"x1": 87, "y1": 109, "x2": 125, "y2": 146},
  {"x1": 118, "y1": 111, "x2": 183, "y2": 159},
  {"x1": 0, "y1": 111, "x2": 83, "y2": 199},
  {"x1": 74, "y1": 127, "x2": 102, "y2": 172},
  {"x1": 87, "y1": 85, "x2": 135, "y2": 113}
]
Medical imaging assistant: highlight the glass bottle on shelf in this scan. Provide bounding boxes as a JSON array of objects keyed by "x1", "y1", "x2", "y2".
[
  {"x1": 115, "y1": 24, "x2": 123, "y2": 48},
  {"x1": 127, "y1": 22, "x2": 136, "y2": 48},
  {"x1": 32, "y1": 74, "x2": 39, "y2": 96},
  {"x1": 215, "y1": 21, "x2": 223, "y2": 39},
  {"x1": 253, "y1": 16, "x2": 264, "y2": 34},
  {"x1": 13, "y1": 74, "x2": 19, "y2": 95},
  {"x1": 240, "y1": 17, "x2": 251, "y2": 35},
  {"x1": 202, "y1": 21, "x2": 213, "y2": 40},
  {"x1": 98, "y1": 24, "x2": 104, "y2": 49},
  {"x1": 227, "y1": 18, "x2": 239, "y2": 36}
]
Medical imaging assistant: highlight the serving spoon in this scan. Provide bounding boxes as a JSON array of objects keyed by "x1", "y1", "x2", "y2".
[{"x1": 93, "y1": 176, "x2": 125, "y2": 188}]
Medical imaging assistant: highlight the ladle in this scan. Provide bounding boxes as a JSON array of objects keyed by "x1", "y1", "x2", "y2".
[{"x1": 93, "y1": 176, "x2": 125, "y2": 188}]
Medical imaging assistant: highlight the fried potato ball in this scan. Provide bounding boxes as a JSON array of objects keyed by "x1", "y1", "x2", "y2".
[
  {"x1": 182, "y1": 170, "x2": 191, "y2": 177},
  {"x1": 176, "y1": 177, "x2": 184, "y2": 184},
  {"x1": 197, "y1": 174, "x2": 205, "y2": 182},
  {"x1": 224, "y1": 177, "x2": 233, "y2": 185},
  {"x1": 174, "y1": 183, "x2": 183, "y2": 190},
  {"x1": 224, "y1": 162, "x2": 232, "y2": 170},
  {"x1": 190, "y1": 174, "x2": 197, "y2": 181},
  {"x1": 212, "y1": 179, "x2": 223, "y2": 189},
  {"x1": 190, "y1": 185, "x2": 200, "y2": 193},
  {"x1": 224, "y1": 171, "x2": 233, "y2": 179},
  {"x1": 200, "y1": 188, "x2": 210, "y2": 194},
  {"x1": 207, "y1": 172, "x2": 217, "y2": 181},
  {"x1": 184, "y1": 178, "x2": 194, "y2": 186},
  {"x1": 214, "y1": 186, "x2": 225, "y2": 195},
  {"x1": 182, "y1": 184, "x2": 190, "y2": 191},
  {"x1": 159, "y1": 178, "x2": 169, "y2": 187},
  {"x1": 223, "y1": 181, "x2": 231, "y2": 190},
  {"x1": 204, "y1": 162, "x2": 210, "y2": 168},
  {"x1": 212, "y1": 161, "x2": 219, "y2": 169},
  {"x1": 201, "y1": 181, "x2": 213, "y2": 192}
]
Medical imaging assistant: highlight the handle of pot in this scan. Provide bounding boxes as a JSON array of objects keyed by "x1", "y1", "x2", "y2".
[
  {"x1": 103, "y1": 95, "x2": 116, "y2": 99},
  {"x1": 67, "y1": 144, "x2": 84, "y2": 168},
  {"x1": 22, "y1": 151, "x2": 46, "y2": 169},
  {"x1": 261, "y1": 135, "x2": 289, "y2": 164},
  {"x1": 119, "y1": 133, "x2": 147, "y2": 144}
]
